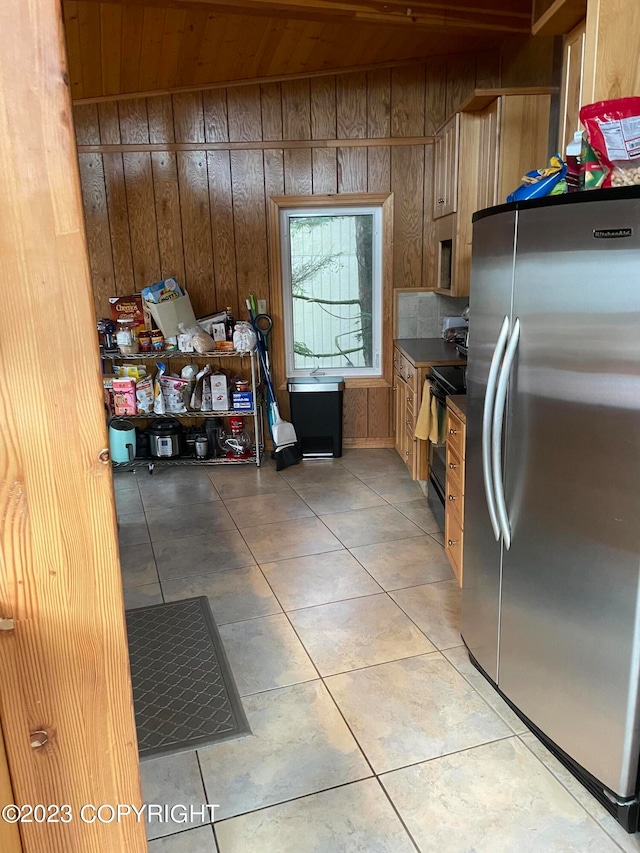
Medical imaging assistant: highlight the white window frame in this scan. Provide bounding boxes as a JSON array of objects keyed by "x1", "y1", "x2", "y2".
[{"x1": 280, "y1": 204, "x2": 383, "y2": 379}]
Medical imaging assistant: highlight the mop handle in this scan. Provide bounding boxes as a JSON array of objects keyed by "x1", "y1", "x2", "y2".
[{"x1": 246, "y1": 300, "x2": 276, "y2": 403}]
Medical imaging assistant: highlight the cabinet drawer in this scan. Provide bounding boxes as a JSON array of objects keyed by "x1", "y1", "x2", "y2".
[
  {"x1": 446, "y1": 410, "x2": 465, "y2": 459},
  {"x1": 401, "y1": 356, "x2": 416, "y2": 390},
  {"x1": 394, "y1": 349, "x2": 406, "y2": 380},
  {"x1": 405, "y1": 388, "x2": 418, "y2": 417},
  {"x1": 446, "y1": 444, "x2": 464, "y2": 496},
  {"x1": 403, "y1": 413, "x2": 416, "y2": 438},
  {"x1": 405, "y1": 409, "x2": 417, "y2": 435},
  {"x1": 404, "y1": 438, "x2": 414, "y2": 473},
  {"x1": 445, "y1": 509, "x2": 463, "y2": 585},
  {"x1": 446, "y1": 475, "x2": 464, "y2": 525}
]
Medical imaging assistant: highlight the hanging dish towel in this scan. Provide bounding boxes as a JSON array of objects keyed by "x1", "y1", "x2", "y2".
[
  {"x1": 415, "y1": 382, "x2": 444, "y2": 444},
  {"x1": 415, "y1": 381, "x2": 432, "y2": 441}
]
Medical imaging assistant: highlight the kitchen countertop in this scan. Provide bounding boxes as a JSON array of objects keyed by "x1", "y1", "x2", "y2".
[
  {"x1": 447, "y1": 395, "x2": 467, "y2": 422},
  {"x1": 394, "y1": 338, "x2": 467, "y2": 367}
]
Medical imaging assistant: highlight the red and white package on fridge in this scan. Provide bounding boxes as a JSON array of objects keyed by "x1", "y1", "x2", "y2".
[{"x1": 580, "y1": 98, "x2": 640, "y2": 187}]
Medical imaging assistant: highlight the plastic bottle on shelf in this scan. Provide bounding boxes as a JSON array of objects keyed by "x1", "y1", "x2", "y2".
[
  {"x1": 116, "y1": 318, "x2": 139, "y2": 355},
  {"x1": 565, "y1": 131, "x2": 583, "y2": 193},
  {"x1": 225, "y1": 307, "x2": 235, "y2": 342}
]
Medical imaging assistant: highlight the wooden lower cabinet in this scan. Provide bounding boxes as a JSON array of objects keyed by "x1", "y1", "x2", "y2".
[
  {"x1": 393, "y1": 345, "x2": 465, "y2": 482},
  {"x1": 446, "y1": 506, "x2": 464, "y2": 584},
  {"x1": 393, "y1": 351, "x2": 428, "y2": 480},
  {"x1": 394, "y1": 374, "x2": 408, "y2": 461},
  {"x1": 445, "y1": 406, "x2": 466, "y2": 585}
]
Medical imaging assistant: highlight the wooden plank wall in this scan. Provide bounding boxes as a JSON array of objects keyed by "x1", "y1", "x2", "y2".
[{"x1": 75, "y1": 55, "x2": 503, "y2": 444}]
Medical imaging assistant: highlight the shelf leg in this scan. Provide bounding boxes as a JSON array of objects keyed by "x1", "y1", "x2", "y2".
[{"x1": 250, "y1": 350, "x2": 261, "y2": 468}]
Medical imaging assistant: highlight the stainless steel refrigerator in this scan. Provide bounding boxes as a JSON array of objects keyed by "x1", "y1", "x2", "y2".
[{"x1": 462, "y1": 187, "x2": 640, "y2": 832}]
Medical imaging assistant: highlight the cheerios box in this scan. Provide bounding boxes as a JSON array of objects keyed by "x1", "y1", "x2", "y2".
[{"x1": 109, "y1": 294, "x2": 148, "y2": 335}]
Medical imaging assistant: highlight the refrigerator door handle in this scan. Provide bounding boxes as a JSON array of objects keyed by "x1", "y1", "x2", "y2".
[
  {"x1": 492, "y1": 317, "x2": 520, "y2": 550},
  {"x1": 482, "y1": 314, "x2": 510, "y2": 541}
]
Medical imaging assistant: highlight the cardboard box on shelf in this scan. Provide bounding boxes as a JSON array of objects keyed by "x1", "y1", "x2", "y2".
[
  {"x1": 103, "y1": 374, "x2": 116, "y2": 416},
  {"x1": 112, "y1": 377, "x2": 137, "y2": 416},
  {"x1": 144, "y1": 292, "x2": 196, "y2": 338},
  {"x1": 211, "y1": 373, "x2": 229, "y2": 411},
  {"x1": 232, "y1": 391, "x2": 253, "y2": 411},
  {"x1": 109, "y1": 294, "x2": 147, "y2": 335}
]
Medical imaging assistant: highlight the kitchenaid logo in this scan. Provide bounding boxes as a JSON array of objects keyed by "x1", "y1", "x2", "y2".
[{"x1": 593, "y1": 228, "x2": 633, "y2": 239}]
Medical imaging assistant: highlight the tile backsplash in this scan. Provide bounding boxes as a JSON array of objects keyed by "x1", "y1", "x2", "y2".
[{"x1": 396, "y1": 292, "x2": 469, "y2": 339}]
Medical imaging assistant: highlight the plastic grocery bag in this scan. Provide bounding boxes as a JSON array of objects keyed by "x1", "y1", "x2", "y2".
[
  {"x1": 177, "y1": 322, "x2": 215, "y2": 354},
  {"x1": 190, "y1": 364, "x2": 212, "y2": 412},
  {"x1": 233, "y1": 321, "x2": 257, "y2": 353},
  {"x1": 581, "y1": 98, "x2": 640, "y2": 187},
  {"x1": 153, "y1": 363, "x2": 166, "y2": 414}
]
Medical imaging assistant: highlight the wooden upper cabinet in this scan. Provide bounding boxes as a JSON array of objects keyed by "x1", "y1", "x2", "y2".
[
  {"x1": 582, "y1": 0, "x2": 640, "y2": 105},
  {"x1": 432, "y1": 134, "x2": 446, "y2": 219},
  {"x1": 433, "y1": 115, "x2": 459, "y2": 220},
  {"x1": 558, "y1": 19, "x2": 587, "y2": 154},
  {"x1": 497, "y1": 93, "x2": 552, "y2": 200},
  {"x1": 430, "y1": 89, "x2": 551, "y2": 298},
  {"x1": 477, "y1": 98, "x2": 501, "y2": 212}
]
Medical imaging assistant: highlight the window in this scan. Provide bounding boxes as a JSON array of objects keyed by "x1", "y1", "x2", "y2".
[{"x1": 280, "y1": 205, "x2": 383, "y2": 378}]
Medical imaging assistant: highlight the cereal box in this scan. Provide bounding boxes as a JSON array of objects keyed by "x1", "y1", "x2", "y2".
[{"x1": 109, "y1": 294, "x2": 147, "y2": 335}]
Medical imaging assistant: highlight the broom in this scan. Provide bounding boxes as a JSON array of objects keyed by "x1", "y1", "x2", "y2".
[{"x1": 246, "y1": 300, "x2": 301, "y2": 470}]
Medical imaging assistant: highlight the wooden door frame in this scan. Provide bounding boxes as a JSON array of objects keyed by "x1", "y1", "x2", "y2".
[
  {"x1": 0, "y1": 1, "x2": 146, "y2": 850},
  {"x1": 0, "y1": 723, "x2": 21, "y2": 852}
]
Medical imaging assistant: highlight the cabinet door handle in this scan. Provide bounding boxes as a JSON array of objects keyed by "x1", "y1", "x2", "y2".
[
  {"x1": 448, "y1": 494, "x2": 456, "y2": 501},
  {"x1": 449, "y1": 462, "x2": 457, "y2": 469},
  {"x1": 438, "y1": 197, "x2": 445, "y2": 204},
  {"x1": 449, "y1": 428, "x2": 457, "y2": 435},
  {"x1": 406, "y1": 419, "x2": 411, "y2": 427},
  {"x1": 448, "y1": 539, "x2": 459, "y2": 547},
  {"x1": 405, "y1": 451, "x2": 410, "y2": 457}
]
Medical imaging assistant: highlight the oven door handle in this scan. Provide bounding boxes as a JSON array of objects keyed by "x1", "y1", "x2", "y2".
[
  {"x1": 492, "y1": 317, "x2": 520, "y2": 550},
  {"x1": 428, "y1": 379, "x2": 446, "y2": 404},
  {"x1": 483, "y1": 315, "x2": 509, "y2": 542}
]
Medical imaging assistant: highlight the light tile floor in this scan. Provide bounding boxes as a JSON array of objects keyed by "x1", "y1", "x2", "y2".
[{"x1": 115, "y1": 449, "x2": 637, "y2": 853}]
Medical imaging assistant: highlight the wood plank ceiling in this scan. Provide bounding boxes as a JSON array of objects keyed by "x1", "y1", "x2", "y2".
[{"x1": 64, "y1": 0, "x2": 533, "y2": 101}]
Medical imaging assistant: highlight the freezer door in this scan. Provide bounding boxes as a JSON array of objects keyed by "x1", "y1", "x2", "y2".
[
  {"x1": 461, "y1": 210, "x2": 516, "y2": 681},
  {"x1": 500, "y1": 198, "x2": 640, "y2": 797}
]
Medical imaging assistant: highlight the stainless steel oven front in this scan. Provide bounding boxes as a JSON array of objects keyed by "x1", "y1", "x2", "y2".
[{"x1": 427, "y1": 365, "x2": 466, "y2": 532}]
